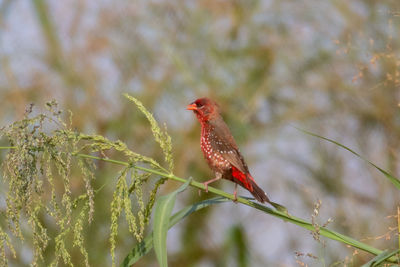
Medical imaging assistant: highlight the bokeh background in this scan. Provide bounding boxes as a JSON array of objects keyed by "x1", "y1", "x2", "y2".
[{"x1": 1, "y1": 0, "x2": 400, "y2": 266}]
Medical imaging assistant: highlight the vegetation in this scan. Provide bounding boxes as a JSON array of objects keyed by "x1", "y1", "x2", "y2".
[
  {"x1": 0, "y1": 95, "x2": 399, "y2": 266},
  {"x1": 0, "y1": 0, "x2": 400, "y2": 266}
]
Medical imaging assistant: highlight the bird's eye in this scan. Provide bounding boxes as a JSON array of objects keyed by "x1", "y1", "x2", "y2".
[{"x1": 196, "y1": 103, "x2": 204, "y2": 109}]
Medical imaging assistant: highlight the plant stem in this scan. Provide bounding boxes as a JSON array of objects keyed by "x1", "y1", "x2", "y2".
[
  {"x1": 75, "y1": 153, "x2": 389, "y2": 259},
  {"x1": 0, "y1": 147, "x2": 395, "y2": 261}
]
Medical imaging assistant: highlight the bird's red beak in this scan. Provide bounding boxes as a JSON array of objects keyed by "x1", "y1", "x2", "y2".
[{"x1": 186, "y1": 103, "x2": 197, "y2": 110}]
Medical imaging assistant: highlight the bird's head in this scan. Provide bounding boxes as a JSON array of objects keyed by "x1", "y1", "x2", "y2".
[{"x1": 186, "y1": 97, "x2": 220, "y2": 122}]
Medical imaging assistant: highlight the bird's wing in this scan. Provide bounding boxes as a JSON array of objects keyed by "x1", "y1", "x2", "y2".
[{"x1": 209, "y1": 119, "x2": 250, "y2": 174}]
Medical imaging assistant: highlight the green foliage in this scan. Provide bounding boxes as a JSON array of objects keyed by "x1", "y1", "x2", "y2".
[
  {"x1": 0, "y1": 97, "x2": 175, "y2": 266},
  {"x1": 153, "y1": 178, "x2": 191, "y2": 267},
  {"x1": 0, "y1": 98, "x2": 399, "y2": 266},
  {"x1": 123, "y1": 94, "x2": 174, "y2": 173},
  {"x1": 227, "y1": 225, "x2": 249, "y2": 267},
  {"x1": 1, "y1": 101, "x2": 81, "y2": 266},
  {"x1": 361, "y1": 249, "x2": 400, "y2": 267},
  {"x1": 121, "y1": 197, "x2": 230, "y2": 267},
  {"x1": 3, "y1": 0, "x2": 400, "y2": 264},
  {"x1": 297, "y1": 127, "x2": 400, "y2": 190},
  {"x1": 0, "y1": 226, "x2": 15, "y2": 266}
]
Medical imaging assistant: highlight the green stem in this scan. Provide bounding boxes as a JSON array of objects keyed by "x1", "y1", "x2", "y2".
[
  {"x1": 74, "y1": 153, "x2": 387, "y2": 258},
  {"x1": 0, "y1": 147, "x2": 395, "y2": 261},
  {"x1": 75, "y1": 153, "x2": 130, "y2": 167}
]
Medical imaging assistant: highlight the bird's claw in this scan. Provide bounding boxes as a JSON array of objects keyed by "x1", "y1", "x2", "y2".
[
  {"x1": 203, "y1": 183, "x2": 209, "y2": 193},
  {"x1": 232, "y1": 184, "x2": 238, "y2": 203},
  {"x1": 233, "y1": 191, "x2": 238, "y2": 203}
]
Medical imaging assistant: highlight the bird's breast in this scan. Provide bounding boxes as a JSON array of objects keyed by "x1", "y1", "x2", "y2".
[{"x1": 201, "y1": 134, "x2": 231, "y2": 172}]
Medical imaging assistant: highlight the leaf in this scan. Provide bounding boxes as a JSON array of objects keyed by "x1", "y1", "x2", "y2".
[
  {"x1": 296, "y1": 127, "x2": 400, "y2": 190},
  {"x1": 120, "y1": 197, "x2": 229, "y2": 267},
  {"x1": 152, "y1": 178, "x2": 191, "y2": 267},
  {"x1": 360, "y1": 249, "x2": 400, "y2": 267},
  {"x1": 270, "y1": 201, "x2": 288, "y2": 213},
  {"x1": 228, "y1": 225, "x2": 248, "y2": 267}
]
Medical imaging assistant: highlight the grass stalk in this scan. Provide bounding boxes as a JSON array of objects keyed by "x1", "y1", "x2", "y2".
[{"x1": 0, "y1": 147, "x2": 396, "y2": 262}]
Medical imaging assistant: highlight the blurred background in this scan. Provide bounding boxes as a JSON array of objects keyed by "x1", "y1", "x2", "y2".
[{"x1": 1, "y1": 0, "x2": 400, "y2": 266}]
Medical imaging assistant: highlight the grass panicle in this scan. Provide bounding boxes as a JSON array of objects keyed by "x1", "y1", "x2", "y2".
[
  {"x1": 123, "y1": 94, "x2": 174, "y2": 173},
  {"x1": 68, "y1": 132, "x2": 164, "y2": 171},
  {"x1": 73, "y1": 202, "x2": 90, "y2": 267},
  {"x1": 110, "y1": 168, "x2": 129, "y2": 267},
  {"x1": 0, "y1": 100, "x2": 171, "y2": 266},
  {"x1": 0, "y1": 226, "x2": 16, "y2": 266}
]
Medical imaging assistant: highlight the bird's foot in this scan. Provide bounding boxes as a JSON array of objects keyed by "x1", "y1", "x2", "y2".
[
  {"x1": 233, "y1": 190, "x2": 238, "y2": 203},
  {"x1": 202, "y1": 174, "x2": 222, "y2": 194},
  {"x1": 233, "y1": 184, "x2": 238, "y2": 203},
  {"x1": 203, "y1": 182, "x2": 209, "y2": 193}
]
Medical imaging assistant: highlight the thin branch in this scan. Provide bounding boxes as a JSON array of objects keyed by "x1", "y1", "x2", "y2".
[
  {"x1": 0, "y1": 147, "x2": 396, "y2": 262},
  {"x1": 75, "y1": 153, "x2": 390, "y2": 260}
]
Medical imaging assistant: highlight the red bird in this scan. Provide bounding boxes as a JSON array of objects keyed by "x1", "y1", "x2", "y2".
[{"x1": 187, "y1": 97, "x2": 271, "y2": 203}]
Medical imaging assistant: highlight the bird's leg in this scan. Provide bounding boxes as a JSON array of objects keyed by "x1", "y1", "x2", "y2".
[
  {"x1": 203, "y1": 173, "x2": 222, "y2": 193},
  {"x1": 233, "y1": 183, "x2": 238, "y2": 202}
]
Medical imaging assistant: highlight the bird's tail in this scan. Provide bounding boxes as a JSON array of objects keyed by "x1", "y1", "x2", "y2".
[
  {"x1": 248, "y1": 175, "x2": 288, "y2": 212},
  {"x1": 248, "y1": 179, "x2": 270, "y2": 203},
  {"x1": 231, "y1": 166, "x2": 270, "y2": 203},
  {"x1": 247, "y1": 178, "x2": 287, "y2": 212},
  {"x1": 231, "y1": 167, "x2": 287, "y2": 212}
]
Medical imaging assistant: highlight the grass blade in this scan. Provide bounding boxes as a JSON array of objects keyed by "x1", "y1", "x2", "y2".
[
  {"x1": 296, "y1": 127, "x2": 400, "y2": 190},
  {"x1": 360, "y1": 249, "x2": 400, "y2": 267},
  {"x1": 120, "y1": 197, "x2": 229, "y2": 266},
  {"x1": 152, "y1": 178, "x2": 191, "y2": 267}
]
